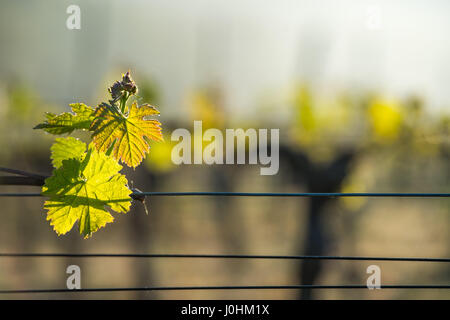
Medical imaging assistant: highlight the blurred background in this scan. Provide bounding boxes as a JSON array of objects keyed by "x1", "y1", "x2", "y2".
[{"x1": 0, "y1": 0, "x2": 448, "y2": 299}]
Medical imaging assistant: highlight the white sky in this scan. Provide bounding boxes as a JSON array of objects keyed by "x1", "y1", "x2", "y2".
[{"x1": 1, "y1": 0, "x2": 449, "y2": 117}]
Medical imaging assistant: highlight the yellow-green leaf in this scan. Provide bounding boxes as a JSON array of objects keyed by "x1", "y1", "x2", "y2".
[
  {"x1": 90, "y1": 102, "x2": 163, "y2": 168},
  {"x1": 368, "y1": 99, "x2": 403, "y2": 142},
  {"x1": 42, "y1": 146, "x2": 132, "y2": 238},
  {"x1": 50, "y1": 137, "x2": 86, "y2": 168},
  {"x1": 34, "y1": 103, "x2": 95, "y2": 134}
]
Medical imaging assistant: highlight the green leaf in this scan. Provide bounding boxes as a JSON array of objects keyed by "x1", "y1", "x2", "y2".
[
  {"x1": 42, "y1": 146, "x2": 132, "y2": 238},
  {"x1": 90, "y1": 102, "x2": 163, "y2": 168},
  {"x1": 50, "y1": 137, "x2": 86, "y2": 168},
  {"x1": 34, "y1": 103, "x2": 95, "y2": 135}
]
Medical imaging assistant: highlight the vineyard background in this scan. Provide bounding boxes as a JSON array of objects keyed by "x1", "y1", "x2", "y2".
[{"x1": 0, "y1": 0, "x2": 449, "y2": 299}]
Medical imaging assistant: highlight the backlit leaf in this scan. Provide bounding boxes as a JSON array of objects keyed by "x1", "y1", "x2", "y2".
[
  {"x1": 90, "y1": 102, "x2": 163, "y2": 168},
  {"x1": 42, "y1": 146, "x2": 132, "y2": 238},
  {"x1": 50, "y1": 137, "x2": 86, "y2": 168},
  {"x1": 34, "y1": 103, "x2": 95, "y2": 134}
]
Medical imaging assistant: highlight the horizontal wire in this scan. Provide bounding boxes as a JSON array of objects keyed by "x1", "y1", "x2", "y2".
[
  {"x1": 0, "y1": 192, "x2": 449, "y2": 197},
  {"x1": 0, "y1": 193, "x2": 42, "y2": 197},
  {"x1": 0, "y1": 285, "x2": 449, "y2": 294},
  {"x1": 137, "y1": 192, "x2": 450, "y2": 197},
  {"x1": 1, "y1": 253, "x2": 449, "y2": 262}
]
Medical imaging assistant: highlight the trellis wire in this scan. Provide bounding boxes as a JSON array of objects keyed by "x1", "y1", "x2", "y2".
[
  {"x1": 0, "y1": 192, "x2": 449, "y2": 197},
  {"x1": 0, "y1": 253, "x2": 449, "y2": 262},
  {"x1": 0, "y1": 285, "x2": 449, "y2": 294},
  {"x1": 0, "y1": 191, "x2": 448, "y2": 294},
  {"x1": 0, "y1": 254, "x2": 448, "y2": 293}
]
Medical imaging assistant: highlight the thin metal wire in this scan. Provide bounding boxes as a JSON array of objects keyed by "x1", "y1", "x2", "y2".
[
  {"x1": 0, "y1": 285, "x2": 449, "y2": 294},
  {"x1": 137, "y1": 192, "x2": 450, "y2": 197},
  {"x1": 0, "y1": 193, "x2": 42, "y2": 197},
  {"x1": 1, "y1": 253, "x2": 449, "y2": 262},
  {"x1": 0, "y1": 192, "x2": 449, "y2": 197},
  {"x1": 0, "y1": 192, "x2": 448, "y2": 294}
]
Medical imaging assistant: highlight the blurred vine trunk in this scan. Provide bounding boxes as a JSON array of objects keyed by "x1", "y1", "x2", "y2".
[
  {"x1": 280, "y1": 145, "x2": 355, "y2": 299},
  {"x1": 210, "y1": 167, "x2": 244, "y2": 265},
  {"x1": 300, "y1": 197, "x2": 327, "y2": 299}
]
